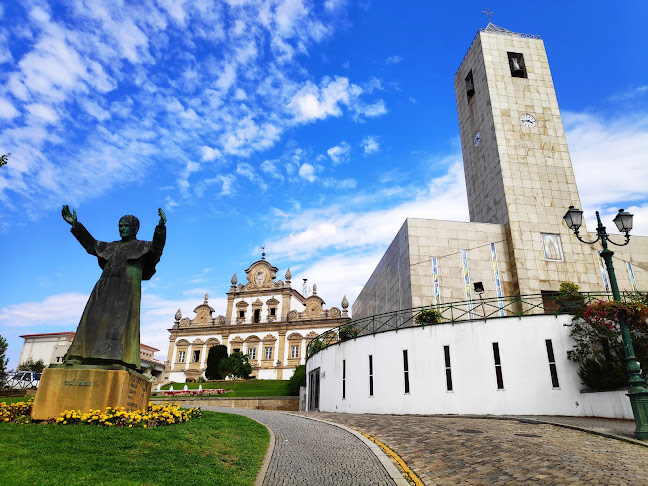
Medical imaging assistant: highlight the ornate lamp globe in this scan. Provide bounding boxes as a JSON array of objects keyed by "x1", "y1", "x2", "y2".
[
  {"x1": 613, "y1": 209, "x2": 633, "y2": 234},
  {"x1": 563, "y1": 206, "x2": 583, "y2": 232}
]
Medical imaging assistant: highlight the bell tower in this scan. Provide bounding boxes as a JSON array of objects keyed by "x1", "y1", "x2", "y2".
[{"x1": 454, "y1": 23, "x2": 601, "y2": 295}]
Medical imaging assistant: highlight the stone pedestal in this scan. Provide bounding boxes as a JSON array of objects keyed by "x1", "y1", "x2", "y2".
[{"x1": 31, "y1": 367, "x2": 151, "y2": 420}]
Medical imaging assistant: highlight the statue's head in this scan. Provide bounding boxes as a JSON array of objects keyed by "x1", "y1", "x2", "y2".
[{"x1": 118, "y1": 215, "x2": 140, "y2": 240}]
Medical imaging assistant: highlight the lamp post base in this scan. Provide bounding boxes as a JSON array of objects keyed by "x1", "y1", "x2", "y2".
[{"x1": 628, "y1": 389, "x2": 648, "y2": 440}]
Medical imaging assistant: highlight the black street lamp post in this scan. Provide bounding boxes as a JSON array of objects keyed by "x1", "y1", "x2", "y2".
[{"x1": 563, "y1": 206, "x2": 648, "y2": 440}]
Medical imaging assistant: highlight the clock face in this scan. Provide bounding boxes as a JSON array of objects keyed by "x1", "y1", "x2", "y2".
[
  {"x1": 473, "y1": 131, "x2": 481, "y2": 147},
  {"x1": 520, "y1": 113, "x2": 536, "y2": 127}
]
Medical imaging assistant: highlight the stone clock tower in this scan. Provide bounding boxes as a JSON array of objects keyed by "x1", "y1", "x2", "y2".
[{"x1": 454, "y1": 23, "x2": 601, "y2": 296}]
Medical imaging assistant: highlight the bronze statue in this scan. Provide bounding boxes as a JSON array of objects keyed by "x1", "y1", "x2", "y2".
[{"x1": 61, "y1": 205, "x2": 166, "y2": 371}]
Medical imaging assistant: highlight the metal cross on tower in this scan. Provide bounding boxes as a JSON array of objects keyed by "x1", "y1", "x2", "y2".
[{"x1": 482, "y1": 8, "x2": 494, "y2": 23}]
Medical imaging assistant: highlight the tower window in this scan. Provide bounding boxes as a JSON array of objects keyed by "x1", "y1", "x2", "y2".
[
  {"x1": 270, "y1": 307, "x2": 276, "y2": 316},
  {"x1": 465, "y1": 70, "x2": 475, "y2": 100},
  {"x1": 239, "y1": 310, "x2": 245, "y2": 318},
  {"x1": 507, "y1": 52, "x2": 527, "y2": 78}
]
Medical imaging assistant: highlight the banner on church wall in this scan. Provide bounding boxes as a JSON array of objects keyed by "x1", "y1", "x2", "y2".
[
  {"x1": 627, "y1": 262, "x2": 638, "y2": 292},
  {"x1": 597, "y1": 251, "x2": 610, "y2": 293},
  {"x1": 432, "y1": 257, "x2": 440, "y2": 306},
  {"x1": 461, "y1": 249, "x2": 473, "y2": 318},
  {"x1": 490, "y1": 243, "x2": 505, "y2": 317}
]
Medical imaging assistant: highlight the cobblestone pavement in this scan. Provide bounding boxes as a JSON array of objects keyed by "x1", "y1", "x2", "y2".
[
  {"x1": 304, "y1": 413, "x2": 648, "y2": 485},
  {"x1": 203, "y1": 407, "x2": 395, "y2": 486}
]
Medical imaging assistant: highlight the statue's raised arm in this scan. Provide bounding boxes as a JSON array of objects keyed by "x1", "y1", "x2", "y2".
[
  {"x1": 62, "y1": 205, "x2": 77, "y2": 227},
  {"x1": 158, "y1": 208, "x2": 166, "y2": 226}
]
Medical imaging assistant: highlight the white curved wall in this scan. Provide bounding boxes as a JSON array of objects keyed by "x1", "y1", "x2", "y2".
[{"x1": 306, "y1": 314, "x2": 633, "y2": 419}]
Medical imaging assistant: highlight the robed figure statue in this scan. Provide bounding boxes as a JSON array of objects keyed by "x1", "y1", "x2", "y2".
[{"x1": 61, "y1": 205, "x2": 166, "y2": 371}]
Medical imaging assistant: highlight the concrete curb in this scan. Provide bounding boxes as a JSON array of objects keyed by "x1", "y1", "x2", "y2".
[
  {"x1": 254, "y1": 424, "x2": 276, "y2": 486},
  {"x1": 287, "y1": 413, "x2": 410, "y2": 486}
]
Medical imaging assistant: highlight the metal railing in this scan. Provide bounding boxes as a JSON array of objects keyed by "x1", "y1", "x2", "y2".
[{"x1": 306, "y1": 292, "x2": 643, "y2": 359}]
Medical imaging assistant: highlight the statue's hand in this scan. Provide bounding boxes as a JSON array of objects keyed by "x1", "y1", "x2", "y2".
[
  {"x1": 62, "y1": 205, "x2": 77, "y2": 227},
  {"x1": 158, "y1": 208, "x2": 167, "y2": 225}
]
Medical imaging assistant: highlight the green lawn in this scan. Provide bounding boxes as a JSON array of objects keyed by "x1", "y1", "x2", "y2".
[
  {"x1": 0, "y1": 411, "x2": 269, "y2": 486},
  {"x1": 0, "y1": 396, "x2": 30, "y2": 405},
  {"x1": 160, "y1": 379, "x2": 291, "y2": 397}
]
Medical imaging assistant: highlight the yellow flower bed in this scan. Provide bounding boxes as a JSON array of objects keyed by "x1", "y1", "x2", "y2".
[
  {"x1": 0, "y1": 399, "x2": 34, "y2": 423},
  {"x1": 55, "y1": 402, "x2": 202, "y2": 428}
]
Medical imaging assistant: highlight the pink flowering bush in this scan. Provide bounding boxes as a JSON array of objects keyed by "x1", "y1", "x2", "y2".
[
  {"x1": 567, "y1": 296, "x2": 648, "y2": 390},
  {"x1": 159, "y1": 389, "x2": 232, "y2": 397}
]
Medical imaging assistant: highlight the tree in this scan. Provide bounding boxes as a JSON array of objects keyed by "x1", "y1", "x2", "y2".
[
  {"x1": 287, "y1": 365, "x2": 306, "y2": 396},
  {"x1": 18, "y1": 358, "x2": 45, "y2": 373},
  {"x1": 219, "y1": 351, "x2": 252, "y2": 379},
  {"x1": 205, "y1": 345, "x2": 228, "y2": 380},
  {"x1": 0, "y1": 153, "x2": 9, "y2": 168},
  {"x1": 0, "y1": 334, "x2": 8, "y2": 381}
]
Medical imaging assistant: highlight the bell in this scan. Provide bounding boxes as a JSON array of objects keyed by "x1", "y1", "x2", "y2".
[
  {"x1": 509, "y1": 57, "x2": 524, "y2": 77},
  {"x1": 466, "y1": 79, "x2": 475, "y2": 97}
]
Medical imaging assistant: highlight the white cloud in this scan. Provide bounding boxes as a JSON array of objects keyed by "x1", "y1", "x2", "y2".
[
  {"x1": 288, "y1": 77, "x2": 357, "y2": 122},
  {"x1": 386, "y1": 55, "x2": 403, "y2": 64},
  {"x1": 80, "y1": 99, "x2": 110, "y2": 121},
  {"x1": 267, "y1": 159, "x2": 468, "y2": 259},
  {"x1": 357, "y1": 99, "x2": 387, "y2": 118},
  {"x1": 327, "y1": 141, "x2": 351, "y2": 164},
  {"x1": 201, "y1": 145, "x2": 222, "y2": 161},
  {"x1": 299, "y1": 162, "x2": 316, "y2": 182},
  {"x1": 361, "y1": 136, "x2": 380, "y2": 154},
  {"x1": 322, "y1": 177, "x2": 357, "y2": 189},
  {"x1": 217, "y1": 174, "x2": 236, "y2": 195},
  {"x1": 0, "y1": 293, "x2": 88, "y2": 328},
  {"x1": 0, "y1": 98, "x2": 19, "y2": 119},
  {"x1": 26, "y1": 103, "x2": 58, "y2": 123},
  {"x1": 565, "y1": 112, "x2": 648, "y2": 216},
  {"x1": 237, "y1": 162, "x2": 268, "y2": 191}
]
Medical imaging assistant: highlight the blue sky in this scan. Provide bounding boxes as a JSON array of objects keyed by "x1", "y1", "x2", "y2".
[{"x1": 1, "y1": 1, "x2": 647, "y2": 368}]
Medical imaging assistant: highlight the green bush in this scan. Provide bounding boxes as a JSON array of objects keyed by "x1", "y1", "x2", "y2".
[
  {"x1": 339, "y1": 324, "x2": 358, "y2": 341},
  {"x1": 308, "y1": 338, "x2": 324, "y2": 357},
  {"x1": 219, "y1": 352, "x2": 252, "y2": 379},
  {"x1": 415, "y1": 308, "x2": 442, "y2": 325},
  {"x1": 555, "y1": 282, "x2": 587, "y2": 318},
  {"x1": 205, "y1": 345, "x2": 228, "y2": 380},
  {"x1": 287, "y1": 365, "x2": 306, "y2": 396}
]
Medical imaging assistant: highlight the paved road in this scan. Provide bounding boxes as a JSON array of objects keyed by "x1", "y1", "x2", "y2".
[
  {"x1": 203, "y1": 407, "x2": 396, "y2": 486},
  {"x1": 305, "y1": 413, "x2": 648, "y2": 485}
]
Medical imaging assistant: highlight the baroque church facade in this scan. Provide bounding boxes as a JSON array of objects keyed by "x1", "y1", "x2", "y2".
[{"x1": 165, "y1": 256, "x2": 350, "y2": 382}]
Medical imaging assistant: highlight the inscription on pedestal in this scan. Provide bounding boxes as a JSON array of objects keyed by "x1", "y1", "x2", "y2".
[{"x1": 31, "y1": 368, "x2": 152, "y2": 420}]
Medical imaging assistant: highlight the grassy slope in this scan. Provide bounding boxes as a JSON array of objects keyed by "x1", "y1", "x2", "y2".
[
  {"x1": 160, "y1": 380, "x2": 291, "y2": 397},
  {"x1": 0, "y1": 411, "x2": 268, "y2": 486}
]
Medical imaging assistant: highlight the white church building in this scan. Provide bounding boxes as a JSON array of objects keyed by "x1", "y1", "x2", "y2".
[{"x1": 306, "y1": 23, "x2": 648, "y2": 419}]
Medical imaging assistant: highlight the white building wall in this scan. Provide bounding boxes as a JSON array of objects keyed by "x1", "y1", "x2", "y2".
[{"x1": 307, "y1": 314, "x2": 633, "y2": 418}]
